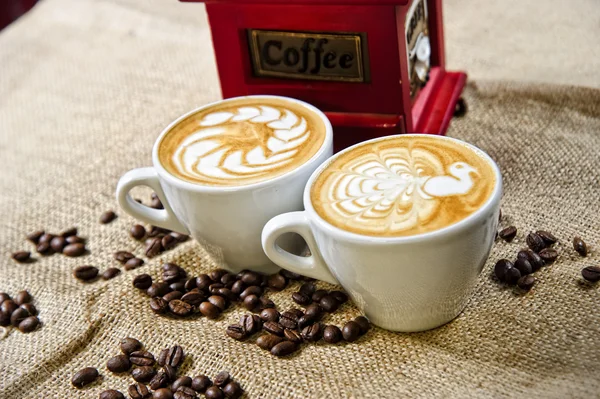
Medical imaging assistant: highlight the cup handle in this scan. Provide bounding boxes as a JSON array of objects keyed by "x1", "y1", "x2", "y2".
[
  {"x1": 262, "y1": 212, "x2": 339, "y2": 285},
  {"x1": 116, "y1": 167, "x2": 189, "y2": 234}
]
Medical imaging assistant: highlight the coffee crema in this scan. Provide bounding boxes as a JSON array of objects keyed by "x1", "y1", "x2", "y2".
[
  {"x1": 311, "y1": 135, "x2": 496, "y2": 237},
  {"x1": 158, "y1": 97, "x2": 326, "y2": 186}
]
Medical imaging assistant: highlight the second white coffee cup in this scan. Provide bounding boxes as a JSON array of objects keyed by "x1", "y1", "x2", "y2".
[{"x1": 116, "y1": 95, "x2": 333, "y2": 274}]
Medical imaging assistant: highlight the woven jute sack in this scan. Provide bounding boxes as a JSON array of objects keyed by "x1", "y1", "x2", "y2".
[{"x1": 1, "y1": 0, "x2": 599, "y2": 398}]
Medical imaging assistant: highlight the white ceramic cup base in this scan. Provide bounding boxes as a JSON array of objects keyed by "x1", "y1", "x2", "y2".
[{"x1": 262, "y1": 135, "x2": 502, "y2": 332}]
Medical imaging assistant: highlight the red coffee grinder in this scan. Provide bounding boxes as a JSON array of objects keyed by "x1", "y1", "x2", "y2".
[{"x1": 182, "y1": 0, "x2": 466, "y2": 151}]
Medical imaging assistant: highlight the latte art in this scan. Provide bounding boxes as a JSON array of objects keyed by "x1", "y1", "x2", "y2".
[
  {"x1": 311, "y1": 136, "x2": 496, "y2": 237},
  {"x1": 159, "y1": 98, "x2": 326, "y2": 186}
]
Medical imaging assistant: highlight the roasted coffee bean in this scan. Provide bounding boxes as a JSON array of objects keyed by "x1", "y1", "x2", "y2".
[
  {"x1": 152, "y1": 388, "x2": 173, "y2": 399},
  {"x1": 160, "y1": 365, "x2": 175, "y2": 382},
  {"x1": 517, "y1": 275, "x2": 536, "y2": 291},
  {"x1": 573, "y1": 237, "x2": 588, "y2": 257},
  {"x1": 184, "y1": 277, "x2": 197, "y2": 291},
  {"x1": 279, "y1": 313, "x2": 299, "y2": 330},
  {"x1": 311, "y1": 290, "x2": 327, "y2": 303},
  {"x1": 133, "y1": 274, "x2": 153, "y2": 290},
  {"x1": 18, "y1": 316, "x2": 39, "y2": 333},
  {"x1": 169, "y1": 299, "x2": 193, "y2": 316},
  {"x1": 125, "y1": 258, "x2": 145, "y2": 271},
  {"x1": 163, "y1": 345, "x2": 185, "y2": 368},
  {"x1": 170, "y1": 281, "x2": 186, "y2": 292},
  {"x1": 164, "y1": 291, "x2": 184, "y2": 302},
  {"x1": 354, "y1": 316, "x2": 370, "y2": 334},
  {"x1": 267, "y1": 273, "x2": 287, "y2": 291},
  {"x1": 130, "y1": 225, "x2": 146, "y2": 240},
  {"x1": 209, "y1": 269, "x2": 228, "y2": 282},
  {"x1": 301, "y1": 323, "x2": 322, "y2": 342},
  {"x1": 330, "y1": 290, "x2": 349, "y2": 304},
  {"x1": 535, "y1": 230, "x2": 557, "y2": 245},
  {"x1": 529, "y1": 252, "x2": 545, "y2": 271},
  {"x1": 526, "y1": 232, "x2": 546, "y2": 253},
  {"x1": 100, "y1": 210, "x2": 117, "y2": 224},
  {"x1": 130, "y1": 350, "x2": 155, "y2": 367},
  {"x1": 302, "y1": 303, "x2": 322, "y2": 321},
  {"x1": 74, "y1": 265, "x2": 99, "y2": 281},
  {"x1": 191, "y1": 375, "x2": 211, "y2": 393},
  {"x1": 517, "y1": 249, "x2": 533, "y2": 261},
  {"x1": 107, "y1": 354, "x2": 131, "y2": 373},
  {"x1": 323, "y1": 325, "x2": 343, "y2": 343},
  {"x1": 279, "y1": 269, "x2": 303, "y2": 280},
  {"x1": 12, "y1": 251, "x2": 31, "y2": 263},
  {"x1": 150, "y1": 297, "x2": 169, "y2": 314},
  {"x1": 0, "y1": 311, "x2": 10, "y2": 327},
  {"x1": 498, "y1": 226, "x2": 517, "y2": 242},
  {"x1": 161, "y1": 235, "x2": 177, "y2": 251},
  {"x1": 162, "y1": 263, "x2": 186, "y2": 282},
  {"x1": 260, "y1": 308, "x2": 279, "y2": 322},
  {"x1": 171, "y1": 376, "x2": 192, "y2": 391},
  {"x1": 505, "y1": 267, "x2": 521, "y2": 285},
  {"x1": 319, "y1": 295, "x2": 340, "y2": 312},
  {"x1": 148, "y1": 226, "x2": 171, "y2": 238},
  {"x1": 209, "y1": 283, "x2": 224, "y2": 295},
  {"x1": 240, "y1": 314, "x2": 262, "y2": 334},
  {"x1": 100, "y1": 389, "x2": 125, "y2": 399},
  {"x1": 582, "y1": 266, "x2": 600, "y2": 282},
  {"x1": 208, "y1": 295, "x2": 227, "y2": 311},
  {"x1": 271, "y1": 341, "x2": 298, "y2": 357},
  {"x1": 66, "y1": 235, "x2": 85, "y2": 244},
  {"x1": 222, "y1": 381, "x2": 243, "y2": 399},
  {"x1": 0, "y1": 292, "x2": 9, "y2": 303},
  {"x1": 149, "y1": 371, "x2": 170, "y2": 390},
  {"x1": 226, "y1": 324, "x2": 247, "y2": 340},
  {"x1": 220, "y1": 273, "x2": 237, "y2": 286},
  {"x1": 120, "y1": 337, "x2": 142, "y2": 355},
  {"x1": 11, "y1": 307, "x2": 30, "y2": 326},
  {"x1": 71, "y1": 367, "x2": 99, "y2": 388},
  {"x1": 36, "y1": 241, "x2": 52, "y2": 255},
  {"x1": 204, "y1": 386, "x2": 224, "y2": 399},
  {"x1": 174, "y1": 386, "x2": 197, "y2": 399},
  {"x1": 256, "y1": 334, "x2": 284, "y2": 350},
  {"x1": 213, "y1": 371, "x2": 230, "y2": 387},
  {"x1": 263, "y1": 321, "x2": 284, "y2": 336},
  {"x1": 288, "y1": 308, "x2": 304, "y2": 319},
  {"x1": 243, "y1": 294, "x2": 260, "y2": 311},
  {"x1": 297, "y1": 315, "x2": 313, "y2": 329},
  {"x1": 132, "y1": 366, "x2": 156, "y2": 383},
  {"x1": 342, "y1": 321, "x2": 361, "y2": 342},
  {"x1": 114, "y1": 251, "x2": 135, "y2": 264},
  {"x1": 199, "y1": 301, "x2": 220, "y2": 319},
  {"x1": 239, "y1": 285, "x2": 262, "y2": 300},
  {"x1": 27, "y1": 230, "x2": 44, "y2": 244},
  {"x1": 60, "y1": 227, "x2": 77, "y2": 237},
  {"x1": 151, "y1": 193, "x2": 164, "y2": 210},
  {"x1": 230, "y1": 280, "x2": 245, "y2": 295},
  {"x1": 147, "y1": 282, "x2": 171, "y2": 297},
  {"x1": 259, "y1": 296, "x2": 275, "y2": 309},
  {"x1": 292, "y1": 291, "x2": 311, "y2": 306},
  {"x1": 20, "y1": 303, "x2": 37, "y2": 315},
  {"x1": 14, "y1": 290, "x2": 31, "y2": 305},
  {"x1": 63, "y1": 242, "x2": 86, "y2": 257},
  {"x1": 539, "y1": 248, "x2": 558, "y2": 263},
  {"x1": 1, "y1": 299, "x2": 18, "y2": 314},
  {"x1": 102, "y1": 267, "x2": 121, "y2": 280},
  {"x1": 299, "y1": 281, "x2": 316, "y2": 296},
  {"x1": 514, "y1": 258, "x2": 533, "y2": 276},
  {"x1": 284, "y1": 328, "x2": 303, "y2": 344},
  {"x1": 170, "y1": 232, "x2": 189, "y2": 243},
  {"x1": 38, "y1": 233, "x2": 54, "y2": 244},
  {"x1": 494, "y1": 259, "x2": 513, "y2": 282},
  {"x1": 241, "y1": 271, "x2": 262, "y2": 286},
  {"x1": 128, "y1": 383, "x2": 150, "y2": 399},
  {"x1": 181, "y1": 292, "x2": 205, "y2": 306},
  {"x1": 146, "y1": 237, "x2": 163, "y2": 258},
  {"x1": 216, "y1": 288, "x2": 236, "y2": 301}
]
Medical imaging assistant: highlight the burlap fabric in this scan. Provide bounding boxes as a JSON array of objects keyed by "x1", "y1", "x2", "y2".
[{"x1": 1, "y1": 0, "x2": 599, "y2": 398}]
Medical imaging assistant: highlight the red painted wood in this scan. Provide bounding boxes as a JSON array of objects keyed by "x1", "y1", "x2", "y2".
[
  {"x1": 395, "y1": 4, "x2": 414, "y2": 131},
  {"x1": 185, "y1": 0, "x2": 409, "y2": 5},
  {"x1": 207, "y1": 3, "x2": 405, "y2": 115},
  {"x1": 427, "y1": 0, "x2": 445, "y2": 68},
  {"x1": 0, "y1": 0, "x2": 37, "y2": 31}
]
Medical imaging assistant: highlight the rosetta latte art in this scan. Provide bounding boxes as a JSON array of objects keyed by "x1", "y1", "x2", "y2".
[{"x1": 311, "y1": 136, "x2": 496, "y2": 237}]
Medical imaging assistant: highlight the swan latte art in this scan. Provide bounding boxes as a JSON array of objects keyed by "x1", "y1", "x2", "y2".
[
  {"x1": 158, "y1": 97, "x2": 326, "y2": 186},
  {"x1": 311, "y1": 135, "x2": 496, "y2": 237}
]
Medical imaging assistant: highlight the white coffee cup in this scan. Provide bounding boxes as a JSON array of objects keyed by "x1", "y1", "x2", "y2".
[
  {"x1": 262, "y1": 135, "x2": 502, "y2": 331},
  {"x1": 116, "y1": 95, "x2": 333, "y2": 274}
]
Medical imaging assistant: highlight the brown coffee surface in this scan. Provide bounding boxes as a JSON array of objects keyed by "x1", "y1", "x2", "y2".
[
  {"x1": 311, "y1": 135, "x2": 496, "y2": 237},
  {"x1": 158, "y1": 97, "x2": 326, "y2": 186}
]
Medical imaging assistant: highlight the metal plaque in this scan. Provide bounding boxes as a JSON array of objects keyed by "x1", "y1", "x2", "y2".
[{"x1": 248, "y1": 29, "x2": 369, "y2": 83}]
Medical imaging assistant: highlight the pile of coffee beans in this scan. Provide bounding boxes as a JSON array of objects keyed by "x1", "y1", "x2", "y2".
[
  {"x1": 122, "y1": 224, "x2": 189, "y2": 259},
  {"x1": 12, "y1": 227, "x2": 87, "y2": 262},
  {"x1": 0, "y1": 290, "x2": 41, "y2": 333},
  {"x1": 72, "y1": 338, "x2": 244, "y2": 399}
]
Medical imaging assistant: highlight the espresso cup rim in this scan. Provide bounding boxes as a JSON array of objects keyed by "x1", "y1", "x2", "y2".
[
  {"x1": 151, "y1": 95, "x2": 334, "y2": 193},
  {"x1": 303, "y1": 134, "x2": 503, "y2": 244}
]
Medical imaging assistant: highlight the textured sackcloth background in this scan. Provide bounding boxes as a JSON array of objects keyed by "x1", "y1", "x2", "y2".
[{"x1": 1, "y1": 0, "x2": 600, "y2": 398}]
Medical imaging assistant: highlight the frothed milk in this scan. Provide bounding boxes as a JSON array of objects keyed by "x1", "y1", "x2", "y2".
[
  {"x1": 158, "y1": 97, "x2": 326, "y2": 186},
  {"x1": 311, "y1": 135, "x2": 496, "y2": 237}
]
